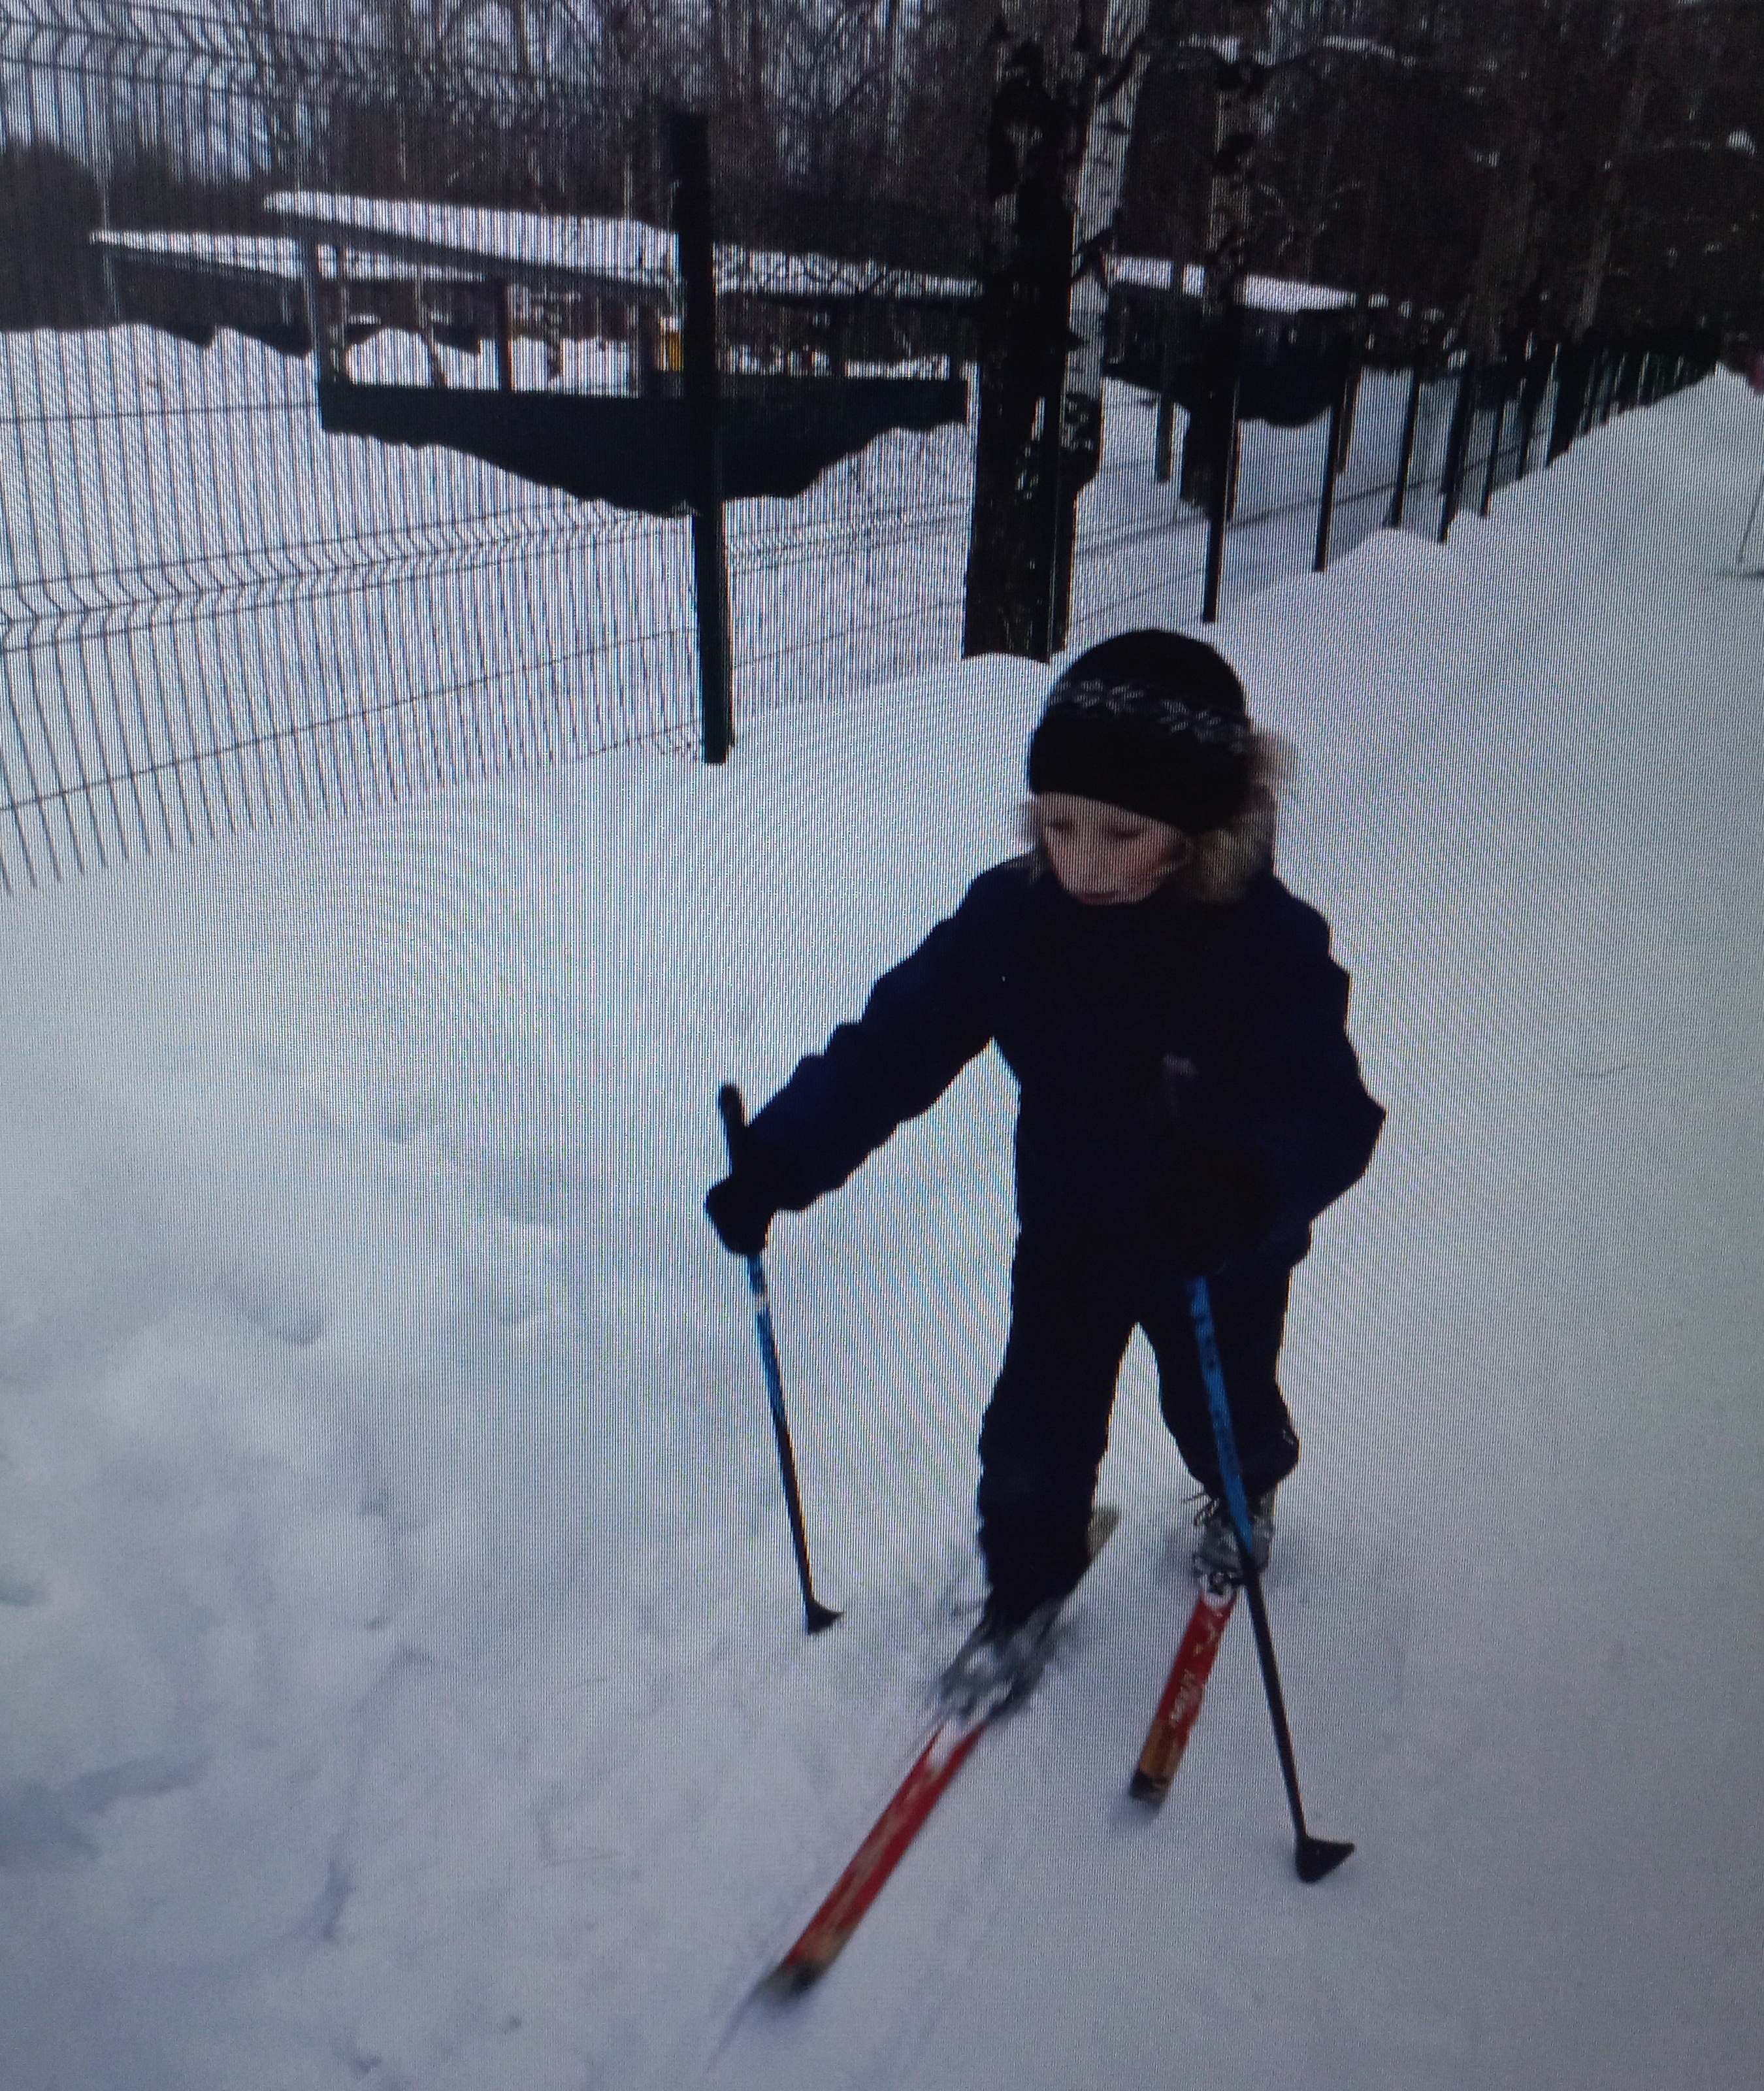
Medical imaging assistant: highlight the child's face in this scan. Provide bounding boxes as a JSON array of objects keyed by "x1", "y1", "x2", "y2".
[{"x1": 1035, "y1": 792, "x2": 1190, "y2": 906}]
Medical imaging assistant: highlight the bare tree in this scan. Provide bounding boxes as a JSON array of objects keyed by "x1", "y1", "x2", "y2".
[{"x1": 959, "y1": 1, "x2": 1177, "y2": 659}]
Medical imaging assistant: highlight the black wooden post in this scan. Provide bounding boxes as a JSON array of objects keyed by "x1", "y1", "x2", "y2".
[
  {"x1": 1154, "y1": 268, "x2": 1182, "y2": 483},
  {"x1": 1601, "y1": 348, "x2": 1622, "y2": 420},
  {"x1": 1387, "y1": 352, "x2": 1426, "y2": 529},
  {"x1": 491, "y1": 279, "x2": 515, "y2": 392},
  {"x1": 1478, "y1": 354, "x2": 1509, "y2": 517},
  {"x1": 1200, "y1": 305, "x2": 1241, "y2": 624},
  {"x1": 299, "y1": 242, "x2": 344, "y2": 380},
  {"x1": 1546, "y1": 338, "x2": 1589, "y2": 463},
  {"x1": 670, "y1": 112, "x2": 734, "y2": 766},
  {"x1": 1437, "y1": 352, "x2": 1478, "y2": 544},
  {"x1": 1154, "y1": 393, "x2": 1179, "y2": 482},
  {"x1": 1597, "y1": 347, "x2": 1621, "y2": 425},
  {"x1": 1313, "y1": 338, "x2": 1355, "y2": 572},
  {"x1": 1513, "y1": 338, "x2": 1553, "y2": 480},
  {"x1": 1573, "y1": 344, "x2": 1599, "y2": 438},
  {"x1": 1572, "y1": 344, "x2": 1595, "y2": 439}
]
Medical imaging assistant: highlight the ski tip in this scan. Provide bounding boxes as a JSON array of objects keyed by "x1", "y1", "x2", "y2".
[
  {"x1": 805, "y1": 1602, "x2": 843, "y2": 1635},
  {"x1": 1128, "y1": 1769, "x2": 1169, "y2": 1806},
  {"x1": 1295, "y1": 1836, "x2": 1355, "y2": 1884}
]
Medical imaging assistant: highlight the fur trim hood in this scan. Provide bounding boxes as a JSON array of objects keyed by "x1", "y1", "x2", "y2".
[{"x1": 1016, "y1": 728, "x2": 1289, "y2": 906}]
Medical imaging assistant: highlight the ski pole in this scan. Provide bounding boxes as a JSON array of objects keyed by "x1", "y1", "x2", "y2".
[
  {"x1": 1188, "y1": 1275, "x2": 1352, "y2": 1883},
  {"x1": 719, "y1": 1085, "x2": 841, "y2": 1634}
]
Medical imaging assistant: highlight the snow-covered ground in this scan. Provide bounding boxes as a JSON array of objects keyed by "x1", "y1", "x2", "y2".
[{"x1": 2, "y1": 362, "x2": 1759, "y2": 2091}]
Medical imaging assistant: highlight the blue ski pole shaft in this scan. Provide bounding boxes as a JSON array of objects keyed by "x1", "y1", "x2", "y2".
[
  {"x1": 1188, "y1": 1276, "x2": 1352, "y2": 1883},
  {"x1": 742, "y1": 1251, "x2": 841, "y2": 1632},
  {"x1": 719, "y1": 1085, "x2": 841, "y2": 1634}
]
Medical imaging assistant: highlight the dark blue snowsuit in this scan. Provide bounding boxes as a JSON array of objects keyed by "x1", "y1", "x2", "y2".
[{"x1": 749, "y1": 853, "x2": 1384, "y2": 1613}]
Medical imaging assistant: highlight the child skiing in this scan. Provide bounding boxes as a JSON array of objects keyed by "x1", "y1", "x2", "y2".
[{"x1": 706, "y1": 629, "x2": 1383, "y2": 1709}]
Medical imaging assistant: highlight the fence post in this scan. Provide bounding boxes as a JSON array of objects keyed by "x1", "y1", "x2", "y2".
[
  {"x1": 1224, "y1": 420, "x2": 1243, "y2": 519},
  {"x1": 1387, "y1": 350, "x2": 1426, "y2": 529},
  {"x1": 491, "y1": 279, "x2": 515, "y2": 392},
  {"x1": 1155, "y1": 391, "x2": 1179, "y2": 482},
  {"x1": 1546, "y1": 338, "x2": 1588, "y2": 462},
  {"x1": 299, "y1": 242, "x2": 344, "y2": 380},
  {"x1": 1200, "y1": 305, "x2": 1241, "y2": 624},
  {"x1": 1478, "y1": 344, "x2": 1512, "y2": 516},
  {"x1": 1596, "y1": 347, "x2": 1620, "y2": 424},
  {"x1": 1312, "y1": 333, "x2": 1355, "y2": 571},
  {"x1": 1437, "y1": 352, "x2": 1478, "y2": 544},
  {"x1": 1576, "y1": 343, "x2": 1604, "y2": 437},
  {"x1": 1513, "y1": 337, "x2": 1552, "y2": 480},
  {"x1": 670, "y1": 111, "x2": 734, "y2": 766},
  {"x1": 1154, "y1": 264, "x2": 1181, "y2": 483}
]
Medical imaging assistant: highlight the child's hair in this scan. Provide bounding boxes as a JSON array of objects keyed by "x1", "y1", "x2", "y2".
[{"x1": 1015, "y1": 727, "x2": 1292, "y2": 905}]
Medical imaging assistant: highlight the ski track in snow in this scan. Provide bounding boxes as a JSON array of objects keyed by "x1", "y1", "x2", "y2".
[{"x1": 0, "y1": 354, "x2": 1761, "y2": 2090}]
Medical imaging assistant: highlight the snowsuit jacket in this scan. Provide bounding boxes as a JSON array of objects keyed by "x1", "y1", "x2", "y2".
[{"x1": 750, "y1": 855, "x2": 1384, "y2": 1275}]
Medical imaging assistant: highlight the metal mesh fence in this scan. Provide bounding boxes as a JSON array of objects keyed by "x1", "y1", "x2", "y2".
[
  {"x1": 0, "y1": 7, "x2": 1610, "y2": 895},
  {"x1": 0, "y1": 4, "x2": 713, "y2": 890},
  {"x1": 0, "y1": 321, "x2": 702, "y2": 891},
  {"x1": 1068, "y1": 357, "x2": 1554, "y2": 647}
]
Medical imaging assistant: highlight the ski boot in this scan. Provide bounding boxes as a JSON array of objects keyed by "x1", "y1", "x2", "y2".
[
  {"x1": 1191, "y1": 1488, "x2": 1275, "y2": 1583},
  {"x1": 939, "y1": 1507, "x2": 1120, "y2": 1720},
  {"x1": 937, "y1": 1593, "x2": 1066, "y2": 1721}
]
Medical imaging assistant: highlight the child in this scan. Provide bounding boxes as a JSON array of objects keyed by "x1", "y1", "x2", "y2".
[{"x1": 706, "y1": 629, "x2": 1383, "y2": 1700}]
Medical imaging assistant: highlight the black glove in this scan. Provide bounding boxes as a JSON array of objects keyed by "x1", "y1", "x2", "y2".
[
  {"x1": 705, "y1": 1126, "x2": 806, "y2": 1258},
  {"x1": 1164, "y1": 1144, "x2": 1278, "y2": 1274}
]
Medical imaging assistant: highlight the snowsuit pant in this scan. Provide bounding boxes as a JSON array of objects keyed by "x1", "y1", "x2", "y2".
[{"x1": 975, "y1": 1228, "x2": 1301, "y2": 1616}]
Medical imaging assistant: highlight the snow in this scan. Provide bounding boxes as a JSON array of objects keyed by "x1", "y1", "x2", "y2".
[
  {"x1": 99, "y1": 213, "x2": 1348, "y2": 316},
  {"x1": 264, "y1": 191, "x2": 980, "y2": 307},
  {"x1": 1, "y1": 344, "x2": 1762, "y2": 2089},
  {"x1": 92, "y1": 231, "x2": 476, "y2": 287},
  {"x1": 1111, "y1": 256, "x2": 1355, "y2": 311}
]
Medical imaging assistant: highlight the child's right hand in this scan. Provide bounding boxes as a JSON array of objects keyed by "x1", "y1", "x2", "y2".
[
  {"x1": 704, "y1": 1159, "x2": 784, "y2": 1257},
  {"x1": 706, "y1": 1093, "x2": 807, "y2": 1258}
]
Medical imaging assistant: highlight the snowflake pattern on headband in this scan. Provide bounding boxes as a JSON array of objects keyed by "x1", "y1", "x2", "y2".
[{"x1": 1045, "y1": 677, "x2": 1253, "y2": 753}]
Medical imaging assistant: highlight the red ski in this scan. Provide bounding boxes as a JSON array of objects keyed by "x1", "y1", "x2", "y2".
[
  {"x1": 763, "y1": 1507, "x2": 1120, "y2": 1993},
  {"x1": 764, "y1": 1709, "x2": 990, "y2": 1992},
  {"x1": 1129, "y1": 1577, "x2": 1237, "y2": 1802}
]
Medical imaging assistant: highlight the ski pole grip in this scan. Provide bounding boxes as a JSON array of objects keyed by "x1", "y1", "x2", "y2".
[{"x1": 717, "y1": 1082, "x2": 747, "y2": 1169}]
